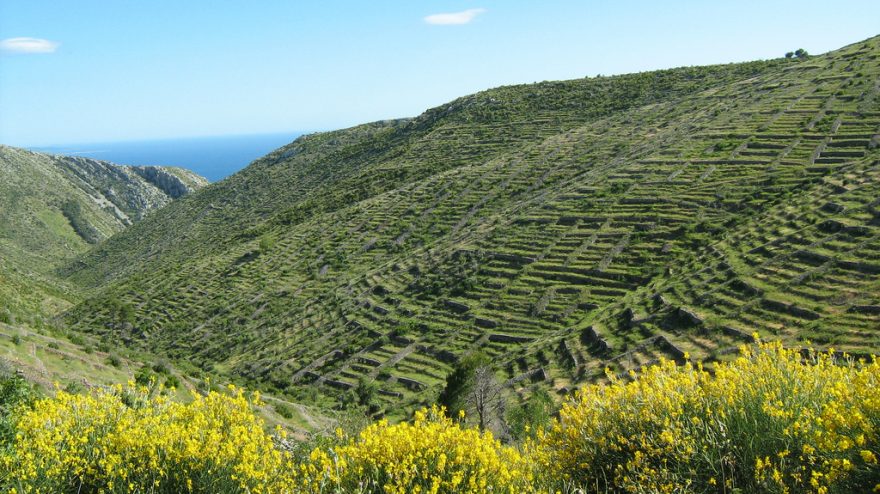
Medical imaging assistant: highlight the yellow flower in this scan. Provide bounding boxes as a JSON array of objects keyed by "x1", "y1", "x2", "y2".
[
  {"x1": 297, "y1": 405, "x2": 530, "y2": 493},
  {"x1": 3, "y1": 382, "x2": 290, "y2": 492}
]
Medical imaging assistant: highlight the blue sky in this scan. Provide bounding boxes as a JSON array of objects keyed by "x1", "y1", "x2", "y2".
[{"x1": 1, "y1": 1, "x2": 878, "y2": 147}]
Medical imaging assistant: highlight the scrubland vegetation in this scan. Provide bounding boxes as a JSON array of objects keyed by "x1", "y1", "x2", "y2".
[
  {"x1": 3, "y1": 340, "x2": 880, "y2": 493},
  {"x1": 2, "y1": 32, "x2": 879, "y2": 494},
  {"x1": 58, "y1": 36, "x2": 880, "y2": 418}
]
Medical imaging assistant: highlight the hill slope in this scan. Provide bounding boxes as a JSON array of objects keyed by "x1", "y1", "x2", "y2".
[
  {"x1": 0, "y1": 145, "x2": 206, "y2": 322},
  {"x1": 64, "y1": 59, "x2": 786, "y2": 288},
  {"x1": 64, "y1": 36, "x2": 880, "y2": 414}
]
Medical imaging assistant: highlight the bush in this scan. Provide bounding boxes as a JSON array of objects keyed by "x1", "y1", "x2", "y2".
[
  {"x1": 507, "y1": 388, "x2": 555, "y2": 440},
  {"x1": 134, "y1": 365, "x2": 155, "y2": 387},
  {"x1": 4, "y1": 341, "x2": 880, "y2": 493},
  {"x1": 354, "y1": 376, "x2": 377, "y2": 407},
  {"x1": 152, "y1": 360, "x2": 170, "y2": 375},
  {"x1": 295, "y1": 405, "x2": 531, "y2": 493},
  {"x1": 258, "y1": 234, "x2": 276, "y2": 253},
  {"x1": 2, "y1": 384, "x2": 289, "y2": 493},
  {"x1": 274, "y1": 403, "x2": 294, "y2": 419},
  {"x1": 3, "y1": 391, "x2": 530, "y2": 493},
  {"x1": 0, "y1": 373, "x2": 35, "y2": 448},
  {"x1": 0, "y1": 310, "x2": 13, "y2": 325},
  {"x1": 530, "y1": 339, "x2": 880, "y2": 493},
  {"x1": 163, "y1": 374, "x2": 180, "y2": 390}
]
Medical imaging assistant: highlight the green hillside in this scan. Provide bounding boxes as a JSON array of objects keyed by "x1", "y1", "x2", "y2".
[
  {"x1": 0, "y1": 145, "x2": 207, "y2": 323},
  {"x1": 63, "y1": 36, "x2": 880, "y2": 415}
]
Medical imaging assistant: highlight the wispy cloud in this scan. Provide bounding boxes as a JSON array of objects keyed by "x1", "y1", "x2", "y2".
[
  {"x1": 424, "y1": 8, "x2": 486, "y2": 25},
  {"x1": 0, "y1": 37, "x2": 59, "y2": 54}
]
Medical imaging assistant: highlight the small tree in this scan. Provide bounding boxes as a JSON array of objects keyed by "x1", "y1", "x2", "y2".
[
  {"x1": 438, "y1": 352, "x2": 507, "y2": 432},
  {"x1": 785, "y1": 51, "x2": 794, "y2": 59},
  {"x1": 794, "y1": 48, "x2": 808, "y2": 59},
  {"x1": 258, "y1": 234, "x2": 275, "y2": 253},
  {"x1": 469, "y1": 365, "x2": 505, "y2": 432},
  {"x1": 438, "y1": 352, "x2": 490, "y2": 418},
  {"x1": 354, "y1": 376, "x2": 376, "y2": 408}
]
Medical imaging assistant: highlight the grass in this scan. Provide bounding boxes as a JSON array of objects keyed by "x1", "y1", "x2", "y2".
[{"x1": 0, "y1": 320, "x2": 331, "y2": 437}]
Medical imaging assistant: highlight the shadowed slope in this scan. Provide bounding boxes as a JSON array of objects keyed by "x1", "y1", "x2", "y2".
[{"x1": 0, "y1": 145, "x2": 205, "y2": 322}]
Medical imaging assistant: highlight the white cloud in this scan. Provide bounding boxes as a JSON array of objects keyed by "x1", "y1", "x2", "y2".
[
  {"x1": 424, "y1": 8, "x2": 486, "y2": 25},
  {"x1": 0, "y1": 37, "x2": 59, "y2": 54}
]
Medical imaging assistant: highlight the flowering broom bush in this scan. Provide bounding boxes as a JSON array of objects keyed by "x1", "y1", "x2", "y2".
[
  {"x1": 294, "y1": 405, "x2": 531, "y2": 493},
  {"x1": 1, "y1": 383, "x2": 291, "y2": 494},
  {"x1": 3, "y1": 339, "x2": 880, "y2": 493},
  {"x1": 531, "y1": 339, "x2": 880, "y2": 493}
]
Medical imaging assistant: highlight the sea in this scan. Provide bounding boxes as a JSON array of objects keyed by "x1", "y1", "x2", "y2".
[{"x1": 31, "y1": 132, "x2": 304, "y2": 182}]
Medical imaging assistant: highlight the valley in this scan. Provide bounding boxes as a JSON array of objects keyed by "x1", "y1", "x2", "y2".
[
  {"x1": 1, "y1": 32, "x2": 879, "y2": 494},
  {"x1": 50, "y1": 36, "x2": 880, "y2": 418}
]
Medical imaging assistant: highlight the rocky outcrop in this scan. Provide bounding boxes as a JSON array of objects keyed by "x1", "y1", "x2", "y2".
[
  {"x1": 131, "y1": 165, "x2": 206, "y2": 199},
  {"x1": 50, "y1": 153, "x2": 206, "y2": 223}
]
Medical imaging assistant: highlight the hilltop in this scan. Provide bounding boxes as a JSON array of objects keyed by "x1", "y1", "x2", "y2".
[{"x1": 59, "y1": 36, "x2": 880, "y2": 417}]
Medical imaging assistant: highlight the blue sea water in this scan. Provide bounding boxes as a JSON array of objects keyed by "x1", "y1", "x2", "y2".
[{"x1": 31, "y1": 132, "x2": 303, "y2": 182}]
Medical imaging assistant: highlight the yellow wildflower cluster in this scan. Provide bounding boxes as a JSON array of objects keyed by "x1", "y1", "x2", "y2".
[
  {"x1": 3, "y1": 339, "x2": 880, "y2": 493},
  {"x1": 2, "y1": 383, "x2": 289, "y2": 493},
  {"x1": 295, "y1": 405, "x2": 530, "y2": 493},
  {"x1": 2, "y1": 388, "x2": 529, "y2": 493},
  {"x1": 532, "y1": 339, "x2": 880, "y2": 493}
]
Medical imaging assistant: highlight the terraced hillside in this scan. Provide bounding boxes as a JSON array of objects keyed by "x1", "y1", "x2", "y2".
[
  {"x1": 64, "y1": 59, "x2": 788, "y2": 289},
  {"x1": 65, "y1": 36, "x2": 880, "y2": 414},
  {"x1": 0, "y1": 146, "x2": 206, "y2": 323}
]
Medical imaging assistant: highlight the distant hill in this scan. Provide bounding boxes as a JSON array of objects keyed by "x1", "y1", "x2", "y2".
[
  {"x1": 62, "y1": 36, "x2": 879, "y2": 416},
  {"x1": 0, "y1": 145, "x2": 206, "y2": 323}
]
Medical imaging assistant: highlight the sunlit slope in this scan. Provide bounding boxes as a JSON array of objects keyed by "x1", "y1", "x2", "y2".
[
  {"x1": 65, "y1": 60, "x2": 784, "y2": 288},
  {"x1": 65, "y1": 37, "x2": 880, "y2": 412}
]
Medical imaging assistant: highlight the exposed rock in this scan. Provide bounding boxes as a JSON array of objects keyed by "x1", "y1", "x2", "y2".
[
  {"x1": 490, "y1": 252, "x2": 536, "y2": 264},
  {"x1": 358, "y1": 356, "x2": 382, "y2": 367},
  {"x1": 324, "y1": 379, "x2": 354, "y2": 390},
  {"x1": 488, "y1": 333, "x2": 533, "y2": 344},
  {"x1": 822, "y1": 202, "x2": 846, "y2": 213},
  {"x1": 761, "y1": 299, "x2": 822, "y2": 320},
  {"x1": 849, "y1": 305, "x2": 880, "y2": 314},
  {"x1": 721, "y1": 325, "x2": 756, "y2": 342},
  {"x1": 677, "y1": 307, "x2": 704, "y2": 325},
  {"x1": 838, "y1": 260, "x2": 880, "y2": 274},
  {"x1": 130, "y1": 165, "x2": 206, "y2": 198},
  {"x1": 377, "y1": 389, "x2": 403, "y2": 398},
  {"x1": 557, "y1": 339, "x2": 579, "y2": 368},
  {"x1": 475, "y1": 317, "x2": 498, "y2": 328},
  {"x1": 730, "y1": 279, "x2": 762, "y2": 297},
  {"x1": 443, "y1": 299, "x2": 470, "y2": 313},
  {"x1": 397, "y1": 376, "x2": 426, "y2": 391},
  {"x1": 656, "y1": 335, "x2": 687, "y2": 361},
  {"x1": 580, "y1": 326, "x2": 612, "y2": 353}
]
